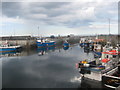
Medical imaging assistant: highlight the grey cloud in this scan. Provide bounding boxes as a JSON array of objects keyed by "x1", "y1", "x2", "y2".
[
  {"x1": 2, "y1": 2, "x2": 71, "y2": 19},
  {"x1": 2, "y1": 2, "x2": 22, "y2": 17},
  {"x1": 64, "y1": 20, "x2": 93, "y2": 28},
  {"x1": 94, "y1": 2, "x2": 118, "y2": 19},
  {"x1": 29, "y1": 2, "x2": 70, "y2": 9},
  {"x1": 29, "y1": 2, "x2": 71, "y2": 18},
  {"x1": 2, "y1": 2, "x2": 117, "y2": 28}
]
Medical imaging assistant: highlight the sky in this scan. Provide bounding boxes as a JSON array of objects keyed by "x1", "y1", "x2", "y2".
[{"x1": 0, "y1": 0, "x2": 119, "y2": 37}]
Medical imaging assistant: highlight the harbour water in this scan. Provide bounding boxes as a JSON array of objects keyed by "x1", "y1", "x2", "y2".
[{"x1": 1, "y1": 44, "x2": 103, "y2": 88}]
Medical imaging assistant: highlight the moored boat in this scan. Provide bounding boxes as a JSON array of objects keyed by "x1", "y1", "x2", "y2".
[
  {"x1": 37, "y1": 38, "x2": 56, "y2": 48},
  {"x1": 76, "y1": 44, "x2": 120, "y2": 88},
  {"x1": 79, "y1": 38, "x2": 85, "y2": 47},
  {"x1": 63, "y1": 40, "x2": 69, "y2": 47},
  {"x1": 0, "y1": 46, "x2": 21, "y2": 52},
  {"x1": 102, "y1": 64, "x2": 120, "y2": 89},
  {"x1": 92, "y1": 39, "x2": 105, "y2": 58},
  {"x1": 93, "y1": 44, "x2": 102, "y2": 58},
  {"x1": 0, "y1": 41, "x2": 22, "y2": 53}
]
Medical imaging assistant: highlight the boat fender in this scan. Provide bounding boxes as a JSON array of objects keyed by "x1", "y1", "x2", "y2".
[
  {"x1": 76, "y1": 63, "x2": 83, "y2": 68},
  {"x1": 76, "y1": 63, "x2": 79, "y2": 68},
  {"x1": 83, "y1": 64, "x2": 90, "y2": 67}
]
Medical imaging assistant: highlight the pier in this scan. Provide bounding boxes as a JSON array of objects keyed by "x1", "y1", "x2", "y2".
[
  {"x1": 0, "y1": 36, "x2": 36, "y2": 49},
  {"x1": 0, "y1": 34, "x2": 119, "y2": 48}
]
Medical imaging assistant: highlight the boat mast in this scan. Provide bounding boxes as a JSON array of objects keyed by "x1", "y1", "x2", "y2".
[
  {"x1": 38, "y1": 26, "x2": 39, "y2": 37},
  {"x1": 108, "y1": 18, "x2": 110, "y2": 35},
  {"x1": 107, "y1": 18, "x2": 111, "y2": 43},
  {"x1": 14, "y1": 28, "x2": 15, "y2": 36}
]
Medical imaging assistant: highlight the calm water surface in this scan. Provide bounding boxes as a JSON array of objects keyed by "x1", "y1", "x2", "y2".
[{"x1": 1, "y1": 44, "x2": 102, "y2": 88}]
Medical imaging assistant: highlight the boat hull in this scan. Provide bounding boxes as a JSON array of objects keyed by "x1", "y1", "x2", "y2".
[
  {"x1": 80, "y1": 43, "x2": 84, "y2": 47},
  {"x1": 102, "y1": 67, "x2": 120, "y2": 89},
  {"x1": 37, "y1": 42, "x2": 56, "y2": 48},
  {"x1": 94, "y1": 51, "x2": 102, "y2": 58},
  {"x1": 0, "y1": 46, "x2": 21, "y2": 53},
  {"x1": 63, "y1": 43, "x2": 69, "y2": 47},
  {"x1": 0, "y1": 48, "x2": 16, "y2": 52},
  {"x1": 80, "y1": 43, "x2": 89, "y2": 47}
]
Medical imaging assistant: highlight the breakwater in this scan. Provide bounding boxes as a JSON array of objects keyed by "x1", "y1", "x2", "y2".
[
  {"x1": 0, "y1": 34, "x2": 119, "y2": 49},
  {"x1": 0, "y1": 36, "x2": 36, "y2": 49}
]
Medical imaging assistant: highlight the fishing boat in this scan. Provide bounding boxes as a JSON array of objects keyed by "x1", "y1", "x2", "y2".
[
  {"x1": 0, "y1": 41, "x2": 22, "y2": 53},
  {"x1": 76, "y1": 59, "x2": 104, "y2": 81},
  {"x1": 63, "y1": 40, "x2": 69, "y2": 47},
  {"x1": 93, "y1": 39, "x2": 105, "y2": 58},
  {"x1": 83, "y1": 42, "x2": 90, "y2": 53},
  {"x1": 37, "y1": 38, "x2": 56, "y2": 48},
  {"x1": 102, "y1": 64, "x2": 120, "y2": 89},
  {"x1": 79, "y1": 41, "x2": 84, "y2": 47},
  {"x1": 79, "y1": 39, "x2": 93, "y2": 51},
  {"x1": 88, "y1": 40, "x2": 94, "y2": 51},
  {"x1": 76, "y1": 46, "x2": 120, "y2": 87},
  {"x1": 0, "y1": 46, "x2": 21, "y2": 52},
  {"x1": 93, "y1": 44, "x2": 102, "y2": 58},
  {"x1": 79, "y1": 38, "x2": 86, "y2": 47},
  {"x1": 79, "y1": 40, "x2": 89, "y2": 48}
]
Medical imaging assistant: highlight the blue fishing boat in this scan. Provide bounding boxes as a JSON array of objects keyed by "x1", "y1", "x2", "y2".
[
  {"x1": 0, "y1": 41, "x2": 22, "y2": 53},
  {"x1": 79, "y1": 38, "x2": 86, "y2": 47},
  {"x1": 0, "y1": 45, "x2": 21, "y2": 52},
  {"x1": 94, "y1": 51, "x2": 102, "y2": 58},
  {"x1": 79, "y1": 40, "x2": 90, "y2": 48},
  {"x1": 37, "y1": 38, "x2": 56, "y2": 48},
  {"x1": 80, "y1": 43, "x2": 84, "y2": 47},
  {"x1": 79, "y1": 41, "x2": 85, "y2": 47},
  {"x1": 63, "y1": 40, "x2": 69, "y2": 47},
  {"x1": 93, "y1": 44, "x2": 102, "y2": 58}
]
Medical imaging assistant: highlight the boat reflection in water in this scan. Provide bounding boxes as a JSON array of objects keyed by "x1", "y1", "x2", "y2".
[
  {"x1": 0, "y1": 50, "x2": 22, "y2": 57},
  {"x1": 63, "y1": 46, "x2": 69, "y2": 50},
  {"x1": 84, "y1": 48, "x2": 90, "y2": 53},
  {"x1": 79, "y1": 77, "x2": 102, "y2": 88},
  {"x1": 37, "y1": 46, "x2": 55, "y2": 56}
]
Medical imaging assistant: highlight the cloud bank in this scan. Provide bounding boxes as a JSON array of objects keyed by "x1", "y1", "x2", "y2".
[{"x1": 1, "y1": 0, "x2": 118, "y2": 36}]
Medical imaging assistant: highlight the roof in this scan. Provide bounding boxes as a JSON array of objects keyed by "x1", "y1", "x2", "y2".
[
  {"x1": 94, "y1": 39, "x2": 104, "y2": 42},
  {"x1": 1, "y1": 36, "x2": 36, "y2": 40},
  {"x1": 102, "y1": 50, "x2": 120, "y2": 55},
  {"x1": 101, "y1": 58, "x2": 110, "y2": 63}
]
